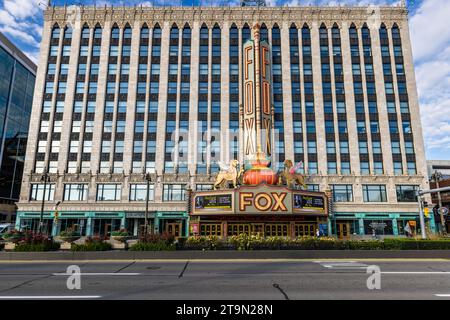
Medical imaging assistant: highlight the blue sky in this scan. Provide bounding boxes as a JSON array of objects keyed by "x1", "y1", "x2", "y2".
[{"x1": 0, "y1": 0, "x2": 449, "y2": 160}]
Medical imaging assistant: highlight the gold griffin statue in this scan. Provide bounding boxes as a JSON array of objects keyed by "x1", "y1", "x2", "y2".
[
  {"x1": 213, "y1": 160, "x2": 244, "y2": 190},
  {"x1": 278, "y1": 160, "x2": 307, "y2": 189}
]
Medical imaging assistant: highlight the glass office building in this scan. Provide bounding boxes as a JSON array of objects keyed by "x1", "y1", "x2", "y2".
[{"x1": 0, "y1": 32, "x2": 36, "y2": 222}]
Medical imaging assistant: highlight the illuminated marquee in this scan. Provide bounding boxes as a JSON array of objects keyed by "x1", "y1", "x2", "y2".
[
  {"x1": 239, "y1": 192, "x2": 288, "y2": 212},
  {"x1": 190, "y1": 185, "x2": 327, "y2": 216}
]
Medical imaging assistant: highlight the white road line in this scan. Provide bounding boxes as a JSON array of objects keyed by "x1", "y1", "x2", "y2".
[
  {"x1": 382, "y1": 272, "x2": 450, "y2": 275},
  {"x1": 52, "y1": 273, "x2": 141, "y2": 276},
  {"x1": 435, "y1": 294, "x2": 450, "y2": 297},
  {"x1": 0, "y1": 296, "x2": 101, "y2": 299},
  {"x1": 316, "y1": 261, "x2": 369, "y2": 269}
]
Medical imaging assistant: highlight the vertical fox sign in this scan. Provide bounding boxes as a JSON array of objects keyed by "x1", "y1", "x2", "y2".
[{"x1": 243, "y1": 24, "x2": 274, "y2": 165}]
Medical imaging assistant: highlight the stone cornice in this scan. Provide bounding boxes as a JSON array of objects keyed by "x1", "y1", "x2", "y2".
[{"x1": 45, "y1": 6, "x2": 408, "y2": 30}]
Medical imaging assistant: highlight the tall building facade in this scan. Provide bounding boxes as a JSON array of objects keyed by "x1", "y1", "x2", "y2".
[
  {"x1": 0, "y1": 32, "x2": 36, "y2": 223},
  {"x1": 17, "y1": 5, "x2": 430, "y2": 238}
]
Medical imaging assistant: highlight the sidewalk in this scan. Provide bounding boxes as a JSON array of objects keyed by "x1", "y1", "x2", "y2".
[{"x1": 1, "y1": 250, "x2": 450, "y2": 261}]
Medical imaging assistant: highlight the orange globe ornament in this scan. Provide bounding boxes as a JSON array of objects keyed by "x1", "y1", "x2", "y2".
[{"x1": 243, "y1": 147, "x2": 278, "y2": 185}]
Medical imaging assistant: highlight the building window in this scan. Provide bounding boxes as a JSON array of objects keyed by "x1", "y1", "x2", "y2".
[
  {"x1": 64, "y1": 184, "x2": 88, "y2": 201},
  {"x1": 307, "y1": 184, "x2": 319, "y2": 192},
  {"x1": 327, "y1": 162, "x2": 337, "y2": 174},
  {"x1": 341, "y1": 162, "x2": 351, "y2": 174},
  {"x1": 363, "y1": 185, "x2": 387, "y2": 202},
  {"x1": 340, "y1": 141, "x2": 349, "y2": 154},
  {"x1": 196, "y1": 184, "x2": 213, "y2": 191},
  {"x1": 129, "y1": 184, "x2": 154, "y2": 201},
  {"x1": 407, "y1": 162, "x2": 417, "y2": 175},
  {"x1": 332, "y1": 185, "x2": 353, "y2": 202},
  {"x1": 96, "y1": 184, "x2": 121, "y2": 201},
  {"x1": 394, "y1": 162, "x2": 403, "y2": 175},
  {"x1": 360, "y1": 162, "x2": 370, "y2": 175},
  {"x1": 30, "y1": 184, "x2": 55, "y2": 201},
  {"x1": 163, "y1": 184, "x2": 186, "y2": 202},
  {"x1": 396, "y1": 185, "x2": 418, "y2": 202}
]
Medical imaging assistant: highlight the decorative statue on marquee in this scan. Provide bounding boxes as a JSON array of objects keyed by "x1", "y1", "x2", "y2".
[
  {"x1": 213, "y1": 160, "x2": 244, "y2": 190},
  {"x1": 278, "y1": 160, "x2": 307, "y2": 189}
]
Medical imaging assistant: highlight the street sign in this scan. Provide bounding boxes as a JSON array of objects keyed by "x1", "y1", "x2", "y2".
[{"x1": 440, "y1": 207, "x2": 449, "y2": 216}]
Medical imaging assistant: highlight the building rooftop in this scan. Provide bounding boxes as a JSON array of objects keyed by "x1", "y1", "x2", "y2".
[{"x1": 0, "y1": 32, "x2": 37, "y2": 75}]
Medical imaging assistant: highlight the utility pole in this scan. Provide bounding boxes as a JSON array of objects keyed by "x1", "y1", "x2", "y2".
[
  {"x1": 418, "y1": 185, "x2": 450, "y2": 239},
  {"x1": 431, "y1": 170, "x2": 446, "y2": 235}
]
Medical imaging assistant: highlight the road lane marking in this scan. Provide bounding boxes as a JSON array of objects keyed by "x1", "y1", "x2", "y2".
[
  {"x1": 315, "y1": 261, "x2": 369, "y2": 269},
  {"x1": 435, "y1": 294, "x2": 450, "y2": 297},
  {"x1": 382, "y1": 272, "x2": 450, "y2": 275},
  {"x1": 52, "y1": 273, "x2": 141, "y2": 276},
  {"x1": 0, "y1": 259, "x2": 450, "y2": 263},
  {"x1": 0, "y1": 296, "x2": 101, "y2": 299}
]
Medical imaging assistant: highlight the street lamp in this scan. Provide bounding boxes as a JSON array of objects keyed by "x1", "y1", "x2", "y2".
[
  {"x1": 144, "y1": 173, "x2": 151, "y2": 236},
  {"x1": 38, "y1": 171, "x2": 50, "y2": 234},
  {"x1": 431, "y1": 170, "x2": 446, "y2": 235}
]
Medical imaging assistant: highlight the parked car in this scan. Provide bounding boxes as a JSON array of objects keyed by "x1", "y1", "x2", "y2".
[{"x1": 0, "y1": 223, "x2": 14, "y2": 239}]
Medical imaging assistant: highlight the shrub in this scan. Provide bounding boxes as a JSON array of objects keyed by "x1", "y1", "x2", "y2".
[
  {"x1": 111, "y1": 229, "x2": 130, "y2": 237},
  {"x1": 129, "y1": 241, "x2": 175, "y2": 251},
  {"x1": 71, "y1": 236, "x2": 112, "y2": 251},
  {"x1": 3, "y1": 230, "x2": 25, "y2": 243},
  {"x1": 14, "y1": 233, "x2": 60, "y2": 252},
  {"x1": 59, "y1": 227, "x2": 81, "y2": 238},
  {"x1": 129, "y1": 232, "x2": 176, "y2": 251},
  {"x1": 182, "y1": 236, "x2": 228, "y2": 250},
  {"x1": 383, "y1": 238, "x2": 450, "y2": 250},
  {"x1": 139, "y1": 232, "x2": 175, "y2": 244}
]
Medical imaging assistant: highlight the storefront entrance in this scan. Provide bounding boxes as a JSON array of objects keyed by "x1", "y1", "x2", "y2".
[
  {"x1": 337, "y1": 222, "x2": 351, "y2": 240},
  {"x1": 295, "y1": 223, "x2": 315, "y2": 237},
  {"x1": 165, "y1": 222, "x2": 182, "y2": 238},
  {"x1": 198, "y1": 221, "x2": 320, "y2": 238}
]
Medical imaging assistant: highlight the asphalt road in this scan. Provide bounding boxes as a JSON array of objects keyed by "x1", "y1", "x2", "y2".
[{"x1": 0, "y1": 259, "x2": 449, "y2": 300}]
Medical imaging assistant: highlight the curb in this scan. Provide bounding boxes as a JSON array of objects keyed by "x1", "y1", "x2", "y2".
[{"x1": 1, "y1": 250, "x2": 450, "y2": 261}]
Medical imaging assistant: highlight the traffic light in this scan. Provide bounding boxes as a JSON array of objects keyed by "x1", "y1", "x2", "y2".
[{"x1": 424, "y1": 207, "x2": 430, "y2": 218}]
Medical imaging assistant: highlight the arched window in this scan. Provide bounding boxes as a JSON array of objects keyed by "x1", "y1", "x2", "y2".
[
  {"x1": 349, "y1": 23, "x2": 358, "y2": 40},
  {"x1": 200, "y1": 24, "x2": 209, "y2": 39},
  {"x1": 170, "y1": 24, "x2": 179, "y2": 39},
  {"x1": 230, "y1": 23, "x2": 238, "y2": 39},
  {"x1": 302, "y1": 24, "x2": 310, "y2": 40},
  {"x1": 379, "y1": 24, "x2": 388, "y2": 39},
  {"x1": 260, "y1": 24, "x2": 268, "y2": 42},
  {"x1": 272, "y1": 24, "x2": 280, "y2": 40},
  {"x1": 212, "y1": 23, "x2": 220, "y2": 39},
  {"x1": 52, "y1": 25, "x2": 60, "y2": 39},
  {"x1": 182, "y1": 23, "x2": 191, "y2": 39},
  {"x1": 153, "y1": 24, "x2": 162, "y2": 38},
  {"x1": 362, "y1": 24, "x2": 370, "y2": 39},
  {"x1": 242, "y1": 23, "x2": 250, "y2": 42},
  {"x1": 64, "y1": 26, "x2": 73, "y2": 39},
  {"x1": 81, "y1": 25, "x2": 90, "y2": 39},
  {"x1": 123, "y1": 24, "x2": 132, "y2": 39},
  {"x1": 289, "y1": 24, "x2": 297, "y2": 39},
  {"x1": 392, "y1": 24, "x2": 401, "y2": 39},
  {"x1": 111, "y1": 25, "x2": 120, "y2": 39},
  {"x1": 140, "y1": 24, "x2": 149, "y2": 39},
  {"x1": 319, "y1": 24, "x2": 328, "y2": 39},
  {"x1": 94, "y1": 24, "x2": 102, "y2": 39},
  {"x1": 332, "y1": 24, "x2": 340, "y2": 39}
]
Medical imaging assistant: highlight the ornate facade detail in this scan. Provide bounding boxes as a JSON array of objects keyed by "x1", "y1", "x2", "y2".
[{"x1": 44, "y1": 6, "x2": 407, "y2": 30}]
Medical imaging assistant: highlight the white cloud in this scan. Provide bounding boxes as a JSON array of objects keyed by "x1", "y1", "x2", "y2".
[
  {"x1": 409, "y1": 0, "x2": 450, "y2": 159},
  {"x1": 4, "y1": 0, "x2": 41, "y2": 19},
  {"x1": 409, "y1": 0, "x2": 450, "y2": 63}
]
